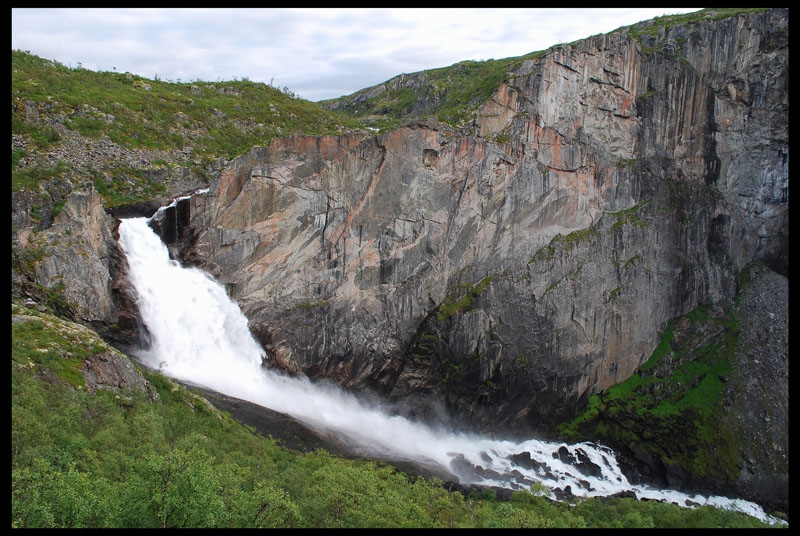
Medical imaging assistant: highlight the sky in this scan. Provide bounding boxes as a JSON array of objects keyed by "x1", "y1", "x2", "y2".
[{"x1": 12, "y1": 8, "x2": 703, "y2": 102}]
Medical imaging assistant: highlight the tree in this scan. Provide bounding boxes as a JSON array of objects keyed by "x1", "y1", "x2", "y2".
[{"x1": 134, "y1": 434, "x2": 227, "y2": 528}]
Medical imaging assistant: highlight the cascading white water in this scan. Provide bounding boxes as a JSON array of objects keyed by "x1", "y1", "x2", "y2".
[{"x1": 118, "y1": 212, "x2": 783, "y2": 526}]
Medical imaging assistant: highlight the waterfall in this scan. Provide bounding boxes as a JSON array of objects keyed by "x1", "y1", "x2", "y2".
[{"x1": 117, "y1": 214, "x2": 782, "y2": 526}]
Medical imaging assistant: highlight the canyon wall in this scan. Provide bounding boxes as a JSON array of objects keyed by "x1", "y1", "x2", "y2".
[{"x1": 172, "y1": 10, "x2": 787, "y2": 438}]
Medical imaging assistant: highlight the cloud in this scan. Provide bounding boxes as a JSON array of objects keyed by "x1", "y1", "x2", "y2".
[{"x1": 12, "y1": 8, "x2": 702, "y2": 101}]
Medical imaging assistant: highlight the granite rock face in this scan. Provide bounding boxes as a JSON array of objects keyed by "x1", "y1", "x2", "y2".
[
  {"x1": 723, "y1": 263, "x2": 788, "y2": 512},
  {"x1": 169, "y1": 10, "x2": 787, "y2": 441},
  {"x1": 82, "y1": 349, "x2": 159, "y2": 400}
]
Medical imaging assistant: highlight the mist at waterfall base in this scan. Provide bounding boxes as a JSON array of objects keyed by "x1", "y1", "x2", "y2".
[{"x1": 118, "y1": 213, "x2": 781, "y2": 526}]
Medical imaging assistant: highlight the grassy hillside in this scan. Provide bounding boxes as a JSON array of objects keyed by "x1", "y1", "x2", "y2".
[
  {"x1": 318, "y1": 55, "x2": 535, "y2": 130},
  {"x1": 11, "y1": 49, "x2": 359, "y2": 160},
  {"x1": 11, "y1": 49, "x2": 366, "y2": 208}
]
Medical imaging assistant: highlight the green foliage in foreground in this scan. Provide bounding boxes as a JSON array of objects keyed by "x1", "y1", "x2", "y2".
[{"x1": 11, "y1": 301, "x2": 774, "y2": 528}]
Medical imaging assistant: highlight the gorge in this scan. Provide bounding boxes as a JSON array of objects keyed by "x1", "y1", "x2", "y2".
[
  {"x1": 11, "y1": 8, "x2": 788, "y2": 517},
  {"x1": 117, "y1": 210, "x2": 780, "y2": 524}
]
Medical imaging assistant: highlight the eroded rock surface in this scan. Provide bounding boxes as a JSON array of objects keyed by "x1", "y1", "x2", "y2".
[{"x1": 172, "y1": 10, "x2": 787, "y2": 439}]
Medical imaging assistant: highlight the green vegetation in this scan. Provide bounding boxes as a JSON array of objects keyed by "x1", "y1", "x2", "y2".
[
  {"x1": 637, "y1": 90, "x2": 657, "y2": 101},
  {"x1": 529, "y1": 228, "x2": 598, "y2": 265},
  {"x1": 12, "y1": 160, "x2": 72, "y2": 193},
  {"x1": 558, "y1": 301, "x2": 746, "y2": 490},
  {"x1": 563, "y1": 228, "x2": 598, "y2": 245},
  {"x1": 606, "y1": 200, "x2": 651, "y2": 231},
  {"x1": 91, "y1": 166, "x2": 168, "y2": 207},
  {"x1": 12, "y1": 114, "x2": 62, "y2": 150},
  {"x1": 11, "y1": 50, "x2": 359, "y2": 159},
  {"x1": 619, "y1": 8, "x2": 770, "y2": 52},
  {"x1": 621, "y1": 254, "x2": 642, "y2": 269},
  {"x1": 11, "y1": 235, "x2": 79, "y2": 317},
  {"x1": 11, "y1": 49, "x2": 367, "y2": 207},
  {"x1": 324, "y1": 9, "x2": 771, "y2": 129},
  {"x1": 296, "y1": 298, "x2": 331, "y2": 310},
  {"x1": 604, "y1": 285, "x2": 622, "y2": 303},
  {"x1": 616, "y1": 157, "x2": 641, "y2": 169},
  {"x1": 430, "y1": 59, "x2": 524, "y2": 126},
  {"x1": 437, "y1": 275, "x2": 499, "y2": 322},
  {"x1": 320, "y1": 53, "x2": 544, "y2": 130},
  {"x1": 12, "y1": 300, "x2": 772, "y2": 528}
]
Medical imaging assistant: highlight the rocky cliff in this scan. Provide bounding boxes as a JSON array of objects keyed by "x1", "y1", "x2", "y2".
[
  {"x1": 166, "y1": 8, "x2": 788, "y2": 435},
  {"x1": 10, "y1": 8, "x2": 788, "y2": 513}
]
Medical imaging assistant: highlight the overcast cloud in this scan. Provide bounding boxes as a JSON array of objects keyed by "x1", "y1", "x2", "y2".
[{"x1": 12, "y1": 8, "x2": 702, "y2": 102}]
